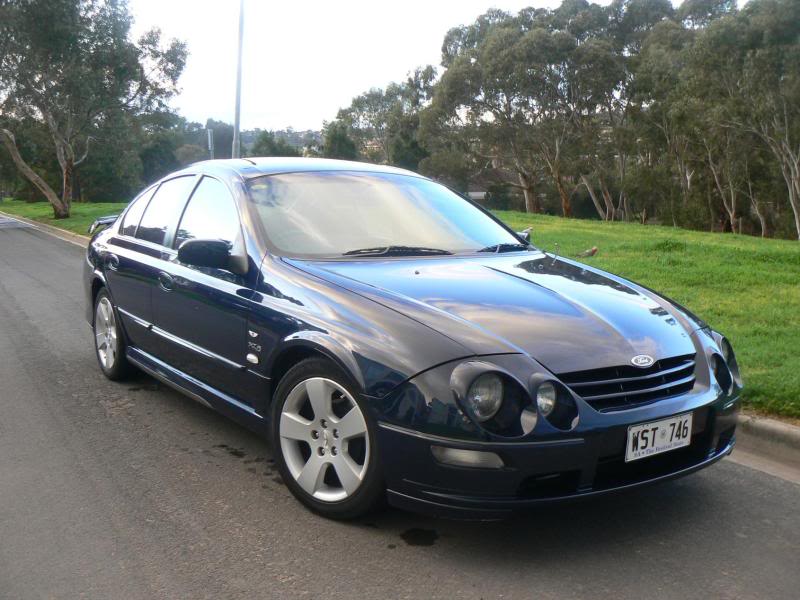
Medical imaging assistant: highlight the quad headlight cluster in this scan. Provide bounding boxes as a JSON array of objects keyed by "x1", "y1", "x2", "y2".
[{"x1": 454, "y1": 362, "x2": 579, "y2": 437}]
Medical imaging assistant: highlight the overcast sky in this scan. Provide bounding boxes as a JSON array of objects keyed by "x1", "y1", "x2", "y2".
[{"x1": 128, "y1": 0, "x2": 589, "y2": 131}]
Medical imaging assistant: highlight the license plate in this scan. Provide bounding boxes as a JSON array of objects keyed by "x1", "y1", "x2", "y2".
[{"x1": 625, "y1": 413, "x2": 693, "y2": 463}]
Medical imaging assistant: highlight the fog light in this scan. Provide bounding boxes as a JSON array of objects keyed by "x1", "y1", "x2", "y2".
[
  {"x1": 536, "y1": 381, "x2": 557, "y2": 416},
  {"x1": 431, "y1": 446, "x2": 504, "y2": 469}
]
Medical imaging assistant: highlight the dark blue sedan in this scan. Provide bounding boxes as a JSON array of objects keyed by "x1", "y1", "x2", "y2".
[{"x1": 84, "y1": 158, "x2": 742, "y2": 519}]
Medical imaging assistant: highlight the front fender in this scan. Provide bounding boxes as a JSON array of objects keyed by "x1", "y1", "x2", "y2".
[{"x1": 268, "y1": 332, "x2": 366, "y2": 392}]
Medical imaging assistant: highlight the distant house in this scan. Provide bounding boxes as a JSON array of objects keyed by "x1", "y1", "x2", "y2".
[{"x1": 467, "y1": 191, "x2": 488, "y2": 202}]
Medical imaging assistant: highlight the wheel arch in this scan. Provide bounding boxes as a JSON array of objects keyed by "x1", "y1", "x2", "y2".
[
  {"x1": 90, "y1": 273, "x2": 107, "y2": 307},
  {"x1": 266, "y1": 333, "x2": 366, "y2": 402}
]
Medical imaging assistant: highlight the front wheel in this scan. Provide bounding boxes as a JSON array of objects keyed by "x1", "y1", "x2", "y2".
[
  {"x1": 271, "y1": 358, "x2": 384, "y2": 519},
  {"x1": 93, "y1": 288, "x2": 132, "y2": 380}
]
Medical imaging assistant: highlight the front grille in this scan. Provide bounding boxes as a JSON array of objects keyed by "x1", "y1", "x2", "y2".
[{"x1": 557, "y1": 353, "x2": 696, "y2": 412}]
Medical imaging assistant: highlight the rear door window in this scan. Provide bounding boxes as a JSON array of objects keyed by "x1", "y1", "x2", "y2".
[
  {"x1": 136, "y1": 176, "x2": 197, "y2": 247},
  {"x1": 174, "y1": 177, "x2": 241, "y2": 249},
  {"x1": 120, "y1": 186, "x2": 156, "y2": 237}
]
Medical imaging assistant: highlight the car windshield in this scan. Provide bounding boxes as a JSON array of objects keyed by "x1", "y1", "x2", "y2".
[{"x1": 246, "y1": 171, "x2": 524, "y2": 258}]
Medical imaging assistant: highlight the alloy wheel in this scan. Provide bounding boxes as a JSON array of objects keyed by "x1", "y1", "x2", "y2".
[
  {"x1": 279, "y1": 377, "x2": 370, "y2": 502},
  {"x1": 94, "y1": 296, "x2": 117, "y2": 370}
]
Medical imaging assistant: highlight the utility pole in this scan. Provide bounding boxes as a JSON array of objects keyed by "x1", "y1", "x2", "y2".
[
  {"x1": 232, "y1": 0, "x2": 244, "y2": 159},
  {"x1": 207, "y1": 128, "x2": 215, "y2": 159}
]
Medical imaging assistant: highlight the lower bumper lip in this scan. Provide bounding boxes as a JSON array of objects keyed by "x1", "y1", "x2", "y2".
[
  {"x1": 386, "y1": 437, "x2": 735, "y2": 520},
  {"x1": 376, "y1": 393, "x2": 740, "y2": 519}
]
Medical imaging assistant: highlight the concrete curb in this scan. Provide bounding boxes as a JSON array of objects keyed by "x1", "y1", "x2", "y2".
[
  {"x1": 0, "y1": 209, "x2": 90, "y2": 248},
  {"x1": 736, "y1": 413, "x2": 800, "y2": 468}
]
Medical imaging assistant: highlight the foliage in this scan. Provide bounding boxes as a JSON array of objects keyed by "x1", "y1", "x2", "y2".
[
  {"x1": 249, "y1": 131, "x2": 300, "y2": 157},
  {"x1": 0, "y1": 0, "x2": 187, "y2": 218},
  {"x1": 337, "y1": 66, "x2": 435, "y2": 170},
  {"x1": 332, "y1": 0, "x2": 800, "y2": 240},
  {"x1": 321, "y1": 120, "x2": 358, "y2": 160}
]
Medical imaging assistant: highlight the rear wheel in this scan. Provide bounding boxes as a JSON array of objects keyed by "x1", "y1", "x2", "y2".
[
  {"x1": 271, "y1": 358, "x2": 384, "y2": 519},
  {"x1": 93, "y1": 289, "x2": 131, "y2": 380}
]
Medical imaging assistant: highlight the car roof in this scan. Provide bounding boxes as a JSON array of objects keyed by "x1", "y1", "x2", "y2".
[{"x1": 177, "y1": 157, "x2": 423, "y2": 181}]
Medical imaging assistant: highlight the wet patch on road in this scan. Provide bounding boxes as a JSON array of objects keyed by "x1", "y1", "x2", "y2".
[
  {"x1": 214, "y1": 443, "x2": 246, "y2": 458},
  {"x1": 400, "y1": 528, "x2": 439, "y2": 546}
]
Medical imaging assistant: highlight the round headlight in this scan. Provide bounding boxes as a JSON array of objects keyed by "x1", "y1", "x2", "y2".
[
  {"x1": 712, "y1": 354, "x2": 733, "y2": 394},
  {"x1": 721, "y1": 338, "x2": 734, "y2": 364},
  {"x1": 720, "y1": 337, "x2": 742, "y2": 387},
  {"x1": 536, "y1": 381, "x2": 557, "y2": 416},
  {"x1": 466, "y1": 373, "x2": 504, "y2": 422}
]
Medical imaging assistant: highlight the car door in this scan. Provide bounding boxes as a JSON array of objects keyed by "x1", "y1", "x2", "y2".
[
  {"x1": 151, "y1": 175, "x2": 261, "y2": 405},
  {"x1": 102, "y1": 184, "x2": 161, "y2": 356},
  {"x1": 106, "y1": 175, "x2": 199, "y2": 357}
]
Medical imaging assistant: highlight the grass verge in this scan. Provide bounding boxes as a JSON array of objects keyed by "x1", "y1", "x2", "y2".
[
  {"x1": 497, "y1": 211, "x2": 800, "y2": 419},
  {"x1": 0, "y1": 199, "x2": 127, "y2": 236}
]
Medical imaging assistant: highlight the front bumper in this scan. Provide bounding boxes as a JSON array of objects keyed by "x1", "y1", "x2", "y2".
[{"x1": 378, "y1": 393, "x2": 739, "y2": 520}]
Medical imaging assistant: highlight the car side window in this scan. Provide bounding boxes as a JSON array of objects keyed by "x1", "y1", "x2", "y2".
[
  {"x1": 135, "y1": 176, "x2": 197, "y2": 247},
  {"x1": 119, "y1": 186, "x2": 156, "y2": 237},
  {"x1": 174, "y1": 176, "x2": 241, "y2": 249}
]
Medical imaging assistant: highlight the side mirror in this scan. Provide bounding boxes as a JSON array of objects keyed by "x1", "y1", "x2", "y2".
[
  {"x1": 177, "y1": 239, "x2": 232, "y2": 270},
  {"x1": 88, "y1": 214, "x2": 120, "y2": 235},
  {"x1": 516, "y1": 227, "x2": 532, "y2": 243}
]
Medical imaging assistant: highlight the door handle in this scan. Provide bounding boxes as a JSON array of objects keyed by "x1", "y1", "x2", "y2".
[
  {"x1": 106, "y1": 254, "x2": 119, "y2": 271},
  {"x1": 158, "y1": 271, "x2": 174, "y2": 291}
]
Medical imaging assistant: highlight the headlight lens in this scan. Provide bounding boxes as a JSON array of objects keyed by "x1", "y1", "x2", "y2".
[
  {"x1": 712, "y1": 354, "x2": 733, "y2": 394},
  {"x1": 466, "y1": 373, "x2": 504, "y2": 422},
  {"x1": 536, "y1": 381, "x2": 557, "y2": 416},
  {"x1": 720, "y1": 337, "x2": 742, "y2": 387}
]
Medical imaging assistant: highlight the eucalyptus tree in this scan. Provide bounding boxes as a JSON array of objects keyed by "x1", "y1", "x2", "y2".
[
  {"x1": 321, "y1": 120, "x2": 358, "y2": 160},
  {"x1": 0, "y1": 0, "x2": 186, "y2": 218},
  {"x1": 681, "y1": 0, "x2": 800, "y2": 239},
  {"x1": 338, "y1": 66, "x2": 436, "y2": 169},
  {"x1": 724, "y1": 0, "x2": 800, "y2": 240}
]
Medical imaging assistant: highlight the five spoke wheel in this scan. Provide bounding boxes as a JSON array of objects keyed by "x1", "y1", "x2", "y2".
[
  {"x1": 94, "y1": 296, "x2": 118, "y2": 369},
  {"x1": 279, "y1": 377, "x2": 370, "y2": 502}
]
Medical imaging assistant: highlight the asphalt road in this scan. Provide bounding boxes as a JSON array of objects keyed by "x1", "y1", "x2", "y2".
[{"x1": 1, "y1": 216, "x2": 799, "y2": 600}]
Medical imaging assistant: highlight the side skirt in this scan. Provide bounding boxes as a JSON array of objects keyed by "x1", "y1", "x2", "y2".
[{"x1": 127, "y1": 346, "x2": 269, "y2": 437}]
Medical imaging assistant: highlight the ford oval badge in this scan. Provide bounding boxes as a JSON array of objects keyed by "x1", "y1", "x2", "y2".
[{"x1": 631, "y1": 354, "x2": 655, "y2": 368}]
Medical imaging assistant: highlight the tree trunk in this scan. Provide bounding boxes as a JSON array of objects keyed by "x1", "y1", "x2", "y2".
[
  {"x1": 518, "y1": 172, "x2": 540, "y2": 213},
  {"x1": 0, "y1": 129, "x2": 68, "y2": 217},
  {"x1": 777, "y1": 159, "x2": 800, "y2": 241},
  {"x1": 580, "y1": 174, "x2": 606, "y2": 220},
  {"x1": 60, "y1": 158, "x2": 74, "y2": 218},
  {"x1": 600, "y1": 177, "x2": 616, "y2": 221},
  {"x1": 705, "y1": 143, "x2": 737, "y2": 235},
  {"x1": 753, "y1": 130, "x2": 800, "y2": 240},
  {"x1": 554, "y1": 170, "x2": 572, "y2": 218}
]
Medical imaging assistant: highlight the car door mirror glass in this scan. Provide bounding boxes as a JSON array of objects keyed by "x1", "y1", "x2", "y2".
[{"x1": 177, "y1": 239, "x2": 231, "y2": 270}]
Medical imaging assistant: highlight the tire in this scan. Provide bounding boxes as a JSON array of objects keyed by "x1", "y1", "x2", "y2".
[
  {"x1": 93, "y1": 288, "x2": 132, "y2": 381},
  {"x1": 271, "y1": 357, "x2": 384, "y2": 519}
]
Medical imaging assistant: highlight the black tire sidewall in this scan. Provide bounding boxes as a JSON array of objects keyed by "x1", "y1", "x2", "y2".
[
  {"x1": 93, "y1": 288, "x2": 130, "y2": 380},
  {"x1": 270, "y1": 357, "x2": 384, "y2": 520}
]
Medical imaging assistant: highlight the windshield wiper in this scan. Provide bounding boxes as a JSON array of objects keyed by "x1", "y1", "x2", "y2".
[
  {"x1": 342, "y1": 245, "x2": 453, "y2": 257},
  {"x1": 477, "y1": 242, "x2": 532, "y2": 253}
]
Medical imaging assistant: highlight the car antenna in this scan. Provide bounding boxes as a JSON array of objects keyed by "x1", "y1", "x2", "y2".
[{"x1": 551, "y1": 242, "x2": 559, "y2": 266}]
